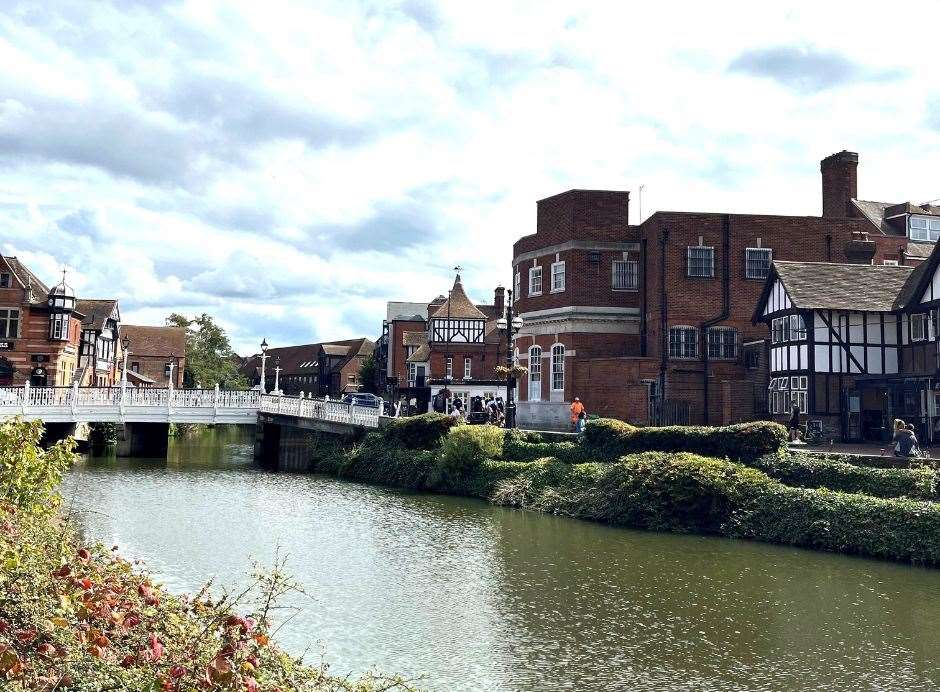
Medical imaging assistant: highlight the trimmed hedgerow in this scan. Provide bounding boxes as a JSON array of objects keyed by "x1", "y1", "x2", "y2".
[
  {"x1": 441, "y1": 425, "x2": 505, "y2": 474},
  {"x1": 752, "y1": 453, "x2": 939, "y2": 501},
  {"x1": 381, "y1": 413, "x2": 459, "y2": 449},
  {"x1": 581, "y1": 419, "x2": 789, "y2": 462}
]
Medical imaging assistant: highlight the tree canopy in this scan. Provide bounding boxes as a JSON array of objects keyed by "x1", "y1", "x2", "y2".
[{"x1": 166, "y1": 313, "x2": 248, "y2": 390}]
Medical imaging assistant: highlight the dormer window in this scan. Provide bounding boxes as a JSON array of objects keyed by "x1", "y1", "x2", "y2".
[{"x1": 909, "y1": 216, "x2": 940, "y2": 242}]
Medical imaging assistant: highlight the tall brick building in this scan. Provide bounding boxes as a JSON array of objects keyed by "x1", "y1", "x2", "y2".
[{"x1": 512, "y1": 151, "x2": 934, "y2": 429}]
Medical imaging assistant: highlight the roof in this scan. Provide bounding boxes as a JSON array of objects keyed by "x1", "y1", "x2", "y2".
[
  {"x1": 126, "y1": 369, "x2": 156, "y2": 384},
  {"x1": 430, "y1": 275, "x2": 489, "y2": 320},
  {"x1": 402, "y1": 331, "x2": 427, "y2": 347},
  {"x1": 852, "y1": 198, "x2": 940, "y2": 237},
  {"x1": 321, "y1": 344, "x2": 350, "y2": 356},
  {"x1": 1, "y1": 256, "x2": 51, "y2": 302},
  {"x1": 770, "y1": 261, "x2": 915, "y2": 313},
  {"x1": 75, "y1": 299, "x2": 119, "y2": 330},
  {"x1": 906, "y1": 243, "x2": 934, "y2": 259},
  {"x1": 407, "y1": 344, "x2": 430, "y2": 362},
  {"x1": 121, "y1": 325, "x2": 185, "y2": 358}
]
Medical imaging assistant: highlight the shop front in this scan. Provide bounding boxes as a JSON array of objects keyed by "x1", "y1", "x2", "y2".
[{"x1": 845, "y1": 376, "x2": 937, "y2": 445}]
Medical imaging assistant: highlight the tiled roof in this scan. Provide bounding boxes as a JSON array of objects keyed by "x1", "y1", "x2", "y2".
[
  {"x1": 906, "y1": 243, "x2": 934, "y2": 259},
  {"x1": 321, "y1": 344, "x2": 350, "y2": 356},
  {"x1": 893, "y1": 260, "x2": 932, "y2": 310},
  {"x1": 852, "y1": 198, "x2": 940, "y2": 237},
  {"x1": 126, "y1": 369, "x2": 156, "y2": 385},
  {"x1": 75, "y1": 299, "x2": 119, "y2": 330},
  {"x1": 121, "y1": 325, "x2": 185, "y2": 358},
  {"x1": 407, "y1": 344, "x2": 430, "y2": 362},
  {"x1": 430, "y1": 276, "x2": 488, "y2": 320},
  {"x1": 1, "y1": 256, "x2": 51, "y2": 302},
  {"x1": 773, "y1": 261, "x2": 914, "y2": 312},
  {"x1": 402, "y1": 331, "x2": 427, "y2": 347}
]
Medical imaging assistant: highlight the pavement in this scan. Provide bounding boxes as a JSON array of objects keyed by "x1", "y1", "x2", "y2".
[{"x1": 791, "y1": 441, "x2": 937, "y2": 461}]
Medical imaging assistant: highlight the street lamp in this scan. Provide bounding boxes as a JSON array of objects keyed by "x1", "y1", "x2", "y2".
[
  {"x1": 496, "y1": 288, "x2": 524, "y2": 428},
  {"x1": 120, "y1": 335, "x2": 130, "y2": 401},
  {"x1": 273, "y1": 356, "x2": 282, "y2": 395},
  {"x1": 166, "y1": 359, "x2": 176, "y2": 393},
  {"x1": 259, "y1": 338, "x2": 269, "y2": 394}
]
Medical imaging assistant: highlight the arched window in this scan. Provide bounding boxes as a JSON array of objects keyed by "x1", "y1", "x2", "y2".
[
  {"x1": 551, "y1": 344, "x2": 565, "y2": 391},
  {"x1": 528, "y1": 346, "x2": 542, "y2": 401}
]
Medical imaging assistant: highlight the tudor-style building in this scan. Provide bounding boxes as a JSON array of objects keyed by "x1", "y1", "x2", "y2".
[
  {"x1": 755, "y1": 239, "x2": 940, "y2": 444},
  {"x1": 76, "y1": 299, "x2": 122, "y2": 387}
]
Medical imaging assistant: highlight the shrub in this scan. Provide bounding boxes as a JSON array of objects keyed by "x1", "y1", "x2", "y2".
[
  {"x1": 753, "y1": 453, "x2": 938, "y2": 500},
  {"x1": 382, "y1": 413, "x2": 459, "y2": 449},
  {"x1": 502, "y1": 437, "x2": 584, "y2": 464},
  {"x1": 581, "y1": 418, "x2": 788, "y2": 462},
  {"x1": 441, "y1": 425, "x2": 506, "y2": 474},
  {"x1": 0, "y1": 418, "x2": 73, "y2": 512}
]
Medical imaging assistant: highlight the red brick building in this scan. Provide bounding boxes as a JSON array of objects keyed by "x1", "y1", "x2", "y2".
[
  {"x1": 120, "y1": 325, "x2": 186, "y2": 388},
  {"x1": 512, "y1": 151, "x2": 933, "y2": 429}
]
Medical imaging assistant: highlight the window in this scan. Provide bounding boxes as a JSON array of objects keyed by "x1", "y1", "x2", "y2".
[
  {"x1": 771, "y1": 315, "x2": 805, "y2": 343},
  {"x1": 883, "y1": 259, "x2": 899, "y2": 266},
  {"x1": 909, "y1": 216, "x2": 940, "y2": 242},
  {"x1": 405, "y1": 345, "x2": 417, "y2": 359},
  {"x1": 528, "y1": 346, "x2": 542, "y2": 398},
  {"x1": 0, "y1": 309, "x2": 19, "y2": 339},
  {"x1": 0, "y1": 273, "x2": 9, "y2": 288},
  {"x1": 669, "y1": 326, "x2": 698, "y2": 359},
  {"x1": 612, "y1": 260, "x2": 638, "y2": 290},
  {"x1": 464, "y1": 357, "x2": 472, "y2": 379},
  {"x1": 551, "y1": 261, "x2": 565, "y2": 292},
  {"x1": 687, "y1": 246, "x2": 714, "y2": 277},
  {"x1": 789, "y1": 314, "x2": 806, "y2": 340},
  {"x1": 551, "y1": 344, "x2": 565, "y2": 391},
  {"x1": 912, "y1": 313, "x2": 928, "y2": 342},
  {"x1": 49, "y1": 313, "x2": 68, "y2": 340},
  {"x1": 707, "y1": 327, "x2": 738, "y2": 360},
  {"x1": 408, "y1": 362, "x2": 417, "y2": 386},
  {"x1": 131, "y1": 362, "x2": 140, "y2": 373},
  {"x1": 445, "y1": 357, "x2": 453, "y2": 379},
  {"x1": 745, "y1": 350, "x2": 760, "y2": 369},
  {"x1": 768, "y1": 377, "x2": 807, "y2": 415},
  {"x1": 745, "y1": 248, "x2": 772, "y2": 279},
  {"x1": 529, "y1": 266, "x2": 542, "y2": 296},
  {"x1": 164, "y1": 364, "x2": 172, "y2": 377},
  {"x1": 514, "y1": 271, "x2": 521, "y2": 301}
]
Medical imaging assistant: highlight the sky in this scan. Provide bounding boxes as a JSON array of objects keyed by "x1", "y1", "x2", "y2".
[{"x1": 3, "y1": 1, "x2": 940, "y2": 355}]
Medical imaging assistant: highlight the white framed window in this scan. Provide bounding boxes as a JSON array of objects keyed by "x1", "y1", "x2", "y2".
[
  {"x1": 669, "y1": 326, "x2": 698, "y2": 359},
  {"x1": 49, "y1": 313, "x2": 69, "y2": 340},
  {"x1": 514, "y1": 270, "x2": 521, "y2": 301},
  {"x1": 446, "y1": 357, "x2": 453, "y2": 378},
  {"x1": 789, "y1": 314, "x2": 806, "y2": 340},
  {"x1": 0, "y1": 308, "x2": 20, "y2": 339},
  {"x1": 529, "y1": 266, "x2": 542, "y2": 296},
  {"x1": 551, "y1": 344, "x2": 564, "y2": 391},
  {"x1": 612, "y1": 260, "x2": 638, "y2": 290},
  {"x1": 464, "y1": 357, "x2": 472, "y2": 379},
  {"x1": 909, "y1": 216, "x2": 940, "y2": 242},
  {"x1": 883, "y1": 259, "x2": 899, "y2": 266},
  {"x1": 912, "y1": 313, "x2": 928, "y2": 342},
  {"x1": 551, "y1": 261, "x2": 565, "y2": 292},
  {"x1": 771, "y1": 315, "x2": 805, "y2": 343},
  {"x1": 528, "y1": 346, "x2": 542, "y2": 400},
  {"x1": 687, "y1": 246, "x2": 714, "y2": 277},
  {"x1": 745, "y1": 248, "x2": 772, "y2": 279},
  {"x1": 707, "y1": 327, "x2": 738, "y2": 360}
]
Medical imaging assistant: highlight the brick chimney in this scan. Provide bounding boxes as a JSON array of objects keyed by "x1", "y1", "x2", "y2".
[
  {"x1": 844, "y1": 230, "x2": 876, "y2": 264},
  {"x1": 821, "y1": 150, "x2": 859, "y2": 218},
  {"x1": 494, "y1": 285, "x2": 505, "y2": 315}
]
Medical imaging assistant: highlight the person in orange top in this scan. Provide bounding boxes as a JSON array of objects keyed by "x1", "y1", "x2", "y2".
[{"x1": 570, "y1": 398, "x2": 584, "y2": 429}]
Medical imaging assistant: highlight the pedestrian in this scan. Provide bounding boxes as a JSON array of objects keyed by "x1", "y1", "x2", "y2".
[
  {"x1": 576, "y1": 410, "x2": 587, "y2": 434},
  {"x1": 893, "y1": 420, "x2": 917, "y2": 458},
  {"x1": 450, "y1": 398, "x2": 464, "y2": 421},
  {"x1": 788, "y1": 403, "x2": 801, "y2": 442},
  {"x1": 570, "y1": 397, "x2": 585, "y2": 431}
]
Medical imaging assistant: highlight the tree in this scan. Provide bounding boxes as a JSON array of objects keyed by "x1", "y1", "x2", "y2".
[
  {"x1": 358, "y1": 353, "x2": 377, "y2": 394},
  {"x1": 166, "y1": 313, "x2": 249, "y2": 390}
]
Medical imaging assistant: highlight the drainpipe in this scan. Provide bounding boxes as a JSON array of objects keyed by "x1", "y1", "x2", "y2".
[
  {"x1": 899, "y1": 245, "x2": 907, "y2": 266},
  {"x1": 700, "y1": 214, "x2": 732, "y2": 425},
  {"x1": 825, "y1": 233, "x2": 832, "y2": 262},
  {"x1": 640, "y1": 237, "x2": 648, "y2": 356},
  {"x1": 658, "y1": 228, "x2": 669, "y2": 402}
]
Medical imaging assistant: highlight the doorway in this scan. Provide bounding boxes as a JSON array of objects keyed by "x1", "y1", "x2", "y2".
[
  {"x1": 30, "y1": 367, "x2": 48, "y2": 387},
  {"x1": 0, "y1": 358, "x2": 12, "y2": 386}
]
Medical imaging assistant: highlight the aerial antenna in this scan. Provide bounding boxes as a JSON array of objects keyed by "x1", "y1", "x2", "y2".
[{"x1": 638, "y1": 184, "x2": 646, "y2": 224}]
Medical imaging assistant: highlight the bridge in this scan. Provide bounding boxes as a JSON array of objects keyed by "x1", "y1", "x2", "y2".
[{"x1": 0, "y1": 385, "x2": 381, "y2": 461}]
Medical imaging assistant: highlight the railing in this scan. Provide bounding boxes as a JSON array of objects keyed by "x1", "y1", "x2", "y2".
[{"x1": 0, "y1": 386, "x2": 379, "y2": 428}]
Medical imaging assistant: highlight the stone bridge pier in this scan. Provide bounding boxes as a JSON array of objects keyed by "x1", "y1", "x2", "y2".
[
  {"x1": 254, "y1": 412, "x2": 372, "y2": 471},
  {"x1": 116, "y1": 422, "x2": 171, "y2": 458}
]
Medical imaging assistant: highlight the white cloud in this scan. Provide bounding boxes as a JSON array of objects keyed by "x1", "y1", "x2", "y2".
[{"x1": 1, "y1": 0, "x2": 940, "y2": 353}]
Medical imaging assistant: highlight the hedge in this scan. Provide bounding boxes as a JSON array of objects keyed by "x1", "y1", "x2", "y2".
[
  {"x1": 381, "y1": 413, "x2": 459, "y2": 449},
  {"x1": 753, "y1": 453, "x2": 939, "y2": 501},
  {"x1": 581, "y1": 418, "x2": 789, "y2": 462}
]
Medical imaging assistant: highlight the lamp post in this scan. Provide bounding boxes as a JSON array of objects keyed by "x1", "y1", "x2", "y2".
[
  {"x1": 273, "y1": 356, "x2": 282, "y2": 395},
  {"x1": 120, "y1": 335, "x2": 130, "y2": 402},
  {"x1": 259, "y1": 338, "x2": 269, "y2": 394},
  {"x1": 166, "y1": 360, "x2": 176, "y2": 393},
  {"x1": 496, "y1": 288, "x2": 524, "y2": 428}
]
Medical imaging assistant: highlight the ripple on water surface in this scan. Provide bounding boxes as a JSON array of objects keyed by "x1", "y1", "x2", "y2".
[{"x1": 62, "y1": 429, "x2": 940, "y2": 691}]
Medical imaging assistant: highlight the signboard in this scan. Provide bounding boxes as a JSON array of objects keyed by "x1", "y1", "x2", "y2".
[
  {"x1": 31, "y1": 354, "x2": 49, "y2": 363},
  {"x1": 806, "y1": 420, "x2": 823, "y2": 436},
  {"x1": 0, "y1": 342, "x2": 13, "y2": 350}
]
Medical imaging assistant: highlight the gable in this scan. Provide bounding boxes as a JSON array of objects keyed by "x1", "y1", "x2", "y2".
[
  {"x1": 762, "y1": 279, "x2": 792, "y2": 316},
  {"x1": 918, "y1": 261, "x2": 940, "y2": 305}
]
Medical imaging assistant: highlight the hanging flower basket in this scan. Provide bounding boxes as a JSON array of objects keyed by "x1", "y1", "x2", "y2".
[{"x1": 495, "y1": 365, "x2": 528, "y2": 379}]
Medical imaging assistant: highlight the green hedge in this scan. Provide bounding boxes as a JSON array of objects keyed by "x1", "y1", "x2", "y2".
[
  {"x1": 753, "y1": 453, "x2": 938, "y2": 501},
  {"x1": 441, "y1": 425, "x2": 505, "y2": 473},
  {"x1": 582, "y1": 419, "x2": 789, "y2": 462},
  {"x1": 381, "y1": 413, "x2": 459, "y2": 449}
]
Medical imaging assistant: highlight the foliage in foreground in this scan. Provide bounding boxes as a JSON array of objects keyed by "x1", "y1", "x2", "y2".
[{"x1": 0, "y1": 419, "x2": 416, "y2": 691}]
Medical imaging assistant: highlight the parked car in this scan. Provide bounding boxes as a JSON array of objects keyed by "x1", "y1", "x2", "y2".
[{"x1": 341, "y1": 393, "x2": 382, "y2": 408}]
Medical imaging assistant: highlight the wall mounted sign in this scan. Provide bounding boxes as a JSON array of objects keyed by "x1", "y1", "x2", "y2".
[
  {"x1": 31, "y1": 354, "x2": 49, "y2": 363},
  {"x1": 0, "y1": 342, "x2": 13, "y2": 350}
]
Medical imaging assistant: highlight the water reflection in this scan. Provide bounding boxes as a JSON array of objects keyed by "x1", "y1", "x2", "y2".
[{"x1": 62, "y1": 428, "x2": 940, "y2": 691}]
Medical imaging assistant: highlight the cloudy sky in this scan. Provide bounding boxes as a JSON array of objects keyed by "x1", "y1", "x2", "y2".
[{"x1": 2, "y1": 1, "x2": 940, "y2": 354}]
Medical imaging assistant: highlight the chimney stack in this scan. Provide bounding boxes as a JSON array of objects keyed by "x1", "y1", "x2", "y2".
[
  {"x1": 494, "y1": 285, "x2": 505, "y2": 315},
  {"x1": 821, "y1": 150, "x2": 859, "y2": 218},
  {"x1": 844, "y1": 230, "x2": 876, "y2": 264}
]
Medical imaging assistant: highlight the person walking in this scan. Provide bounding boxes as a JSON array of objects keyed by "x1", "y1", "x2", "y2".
[
  {"x1": 576, "y1": 410, "x2": 587, "y2": 434},
  {"x1": 570, "y1": 397, "x2": 585, "y2": 431},
  {"x1": 788, "y1": 403, "x2": 801, "y2": 442}
]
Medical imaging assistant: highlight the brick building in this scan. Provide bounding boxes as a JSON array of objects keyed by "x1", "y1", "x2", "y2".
[
  {"x1": 511, "y1": 151, "x2": 934, "y2": 429},
  {"x1": 120, "y1": 325, "x2": 186, "y2": 388},
  {"x1": 239, "y1": 339, "x2": 373, "y2": 397}
]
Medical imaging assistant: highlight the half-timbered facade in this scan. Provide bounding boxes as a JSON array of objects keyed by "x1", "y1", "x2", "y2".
[{"x1": 754, "y1": 252, "x2": 940, "y2": 443}]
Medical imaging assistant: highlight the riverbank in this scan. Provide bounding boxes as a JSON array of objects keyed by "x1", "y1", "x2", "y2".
[
  {"x1": 309, "y1": 415, "x2": 940, "y2": 566},
  {"x1": 0, "y1": 420, "x2": 413, "y2": 691}
]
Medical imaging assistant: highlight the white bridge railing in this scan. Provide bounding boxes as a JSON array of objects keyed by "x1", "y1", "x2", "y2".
[{"x1": 0, "y1": 385, "x2": 380, "y2": 428}]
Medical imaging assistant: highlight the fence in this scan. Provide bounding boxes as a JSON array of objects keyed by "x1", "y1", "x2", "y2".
[{"x1": 649, "y1": 398, "x2": 691, "y2": 426}]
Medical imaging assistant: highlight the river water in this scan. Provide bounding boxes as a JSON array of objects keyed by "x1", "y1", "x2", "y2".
[{"x1": 61, "y1": 427, "x2": 940, "y2": 691}]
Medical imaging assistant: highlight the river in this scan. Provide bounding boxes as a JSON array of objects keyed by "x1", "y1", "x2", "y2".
[{"x1": 61, "y1": 427, "x2": 940, "y2": 691}]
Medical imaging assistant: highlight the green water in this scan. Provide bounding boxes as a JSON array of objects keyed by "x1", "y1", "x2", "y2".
[{"x1": 62, "y1": 427, "x2": 940, "y2": 691}]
